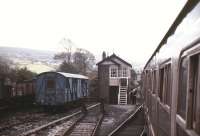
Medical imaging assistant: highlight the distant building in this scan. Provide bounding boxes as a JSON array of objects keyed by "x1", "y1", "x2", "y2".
[{"x1": 97, "y1": 53, "x2": 132, "y2": 105}]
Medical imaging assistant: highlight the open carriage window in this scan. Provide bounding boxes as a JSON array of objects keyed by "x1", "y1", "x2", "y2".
[
  {"x1": 187, "y1": 54, "x2": 200, "y2": 134},
  {"x1": 164, "y1": 64, "x2": 172, "y2": 107},
  {"x1": 146, "y1": 70, "x2": 151, "y2": 91},
  {"x1": 177, "y1": 48, "x2": 200, "y2": 135},
  {"x1": 177, "y1": 57, "x2": 188, "y2": 120},
  {"x1": 152, "y1": 70, "x2": 157, "y2": 94},
  {"x1": 159, "y1": 63, "x2": 172, "y2": 107},
  {"x1": 159, "y1": 68, "x2": 164, "y2": 102}
]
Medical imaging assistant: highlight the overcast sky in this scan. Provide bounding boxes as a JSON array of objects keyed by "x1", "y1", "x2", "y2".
[{"x1": 0, "y1": 0, "x2": 186, "y2": 69}]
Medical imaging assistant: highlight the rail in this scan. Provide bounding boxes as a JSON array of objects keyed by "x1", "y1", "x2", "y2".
[
  {"x1": 108, "y1": 104, "x2": 144, "y2": 136},
  {"x1": 20, "y1": 103, "x2": 101, "y2": 136},
  {"x1": 62, "y1": 113, "x2": 104, "y2": 136},
  {"x1": 91, "y1": 113, "x2": 104, "y2": 136}
]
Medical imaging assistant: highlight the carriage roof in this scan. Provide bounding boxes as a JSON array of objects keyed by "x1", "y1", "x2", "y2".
[
  {"x1": 57, "y1": 72, "x2": 88, "y2": 79},
  {"x1": 37, "y1": 72, "x2": 88, "y2": 80}
]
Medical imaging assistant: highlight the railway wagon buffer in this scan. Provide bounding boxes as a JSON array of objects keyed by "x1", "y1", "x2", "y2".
[{"x1": 35, "y1": 72, "x2": 88, "y2": 106}]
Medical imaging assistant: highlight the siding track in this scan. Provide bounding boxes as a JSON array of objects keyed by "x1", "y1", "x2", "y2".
[{"x1": 19, "y1": 103, "x2": 102, "y2": 136}]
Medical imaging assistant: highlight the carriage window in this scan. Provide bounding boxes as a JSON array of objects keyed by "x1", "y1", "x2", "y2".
[
  {"x1": 152, "y1": 70, "x2": 157, "y2": 94},
  {"x1": 158, "y1": 64, "x2": 172, "y2": 106},
  {"x1": 46, "y1": 79, "x2": 55, "y2": 89},
  {"x1": 146, "y1": 71, "x2": 151, "y2": 91},
  {"x1": 188, "y1": 54, "x2": 200, "y2": 133},
  {"x1": 177, "y1": 57, "x2": 188, "y2": 120},
  {"x1": 159, "y1": 68, "x2": 164, "y2": 102},
  {"x1": 148, "y1": 72, "x2": 152, "y2": 92},
  {"x1": 164, "y1": 64, "x2": 171, "y2": 107}
]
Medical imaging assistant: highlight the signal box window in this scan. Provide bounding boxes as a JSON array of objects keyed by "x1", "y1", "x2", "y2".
[
  {"x1": 122, "y1": 68, "x2": 127, "y2": 77},
  {"x1": 177, "y1": 57, "x2": 188, "y2": 120},
  {"x1": 46, "y1": 79, "x2": 55, "y2": 89},
  {"x1": 110, "y1": 67, "x2": 118, "y2": 77}
]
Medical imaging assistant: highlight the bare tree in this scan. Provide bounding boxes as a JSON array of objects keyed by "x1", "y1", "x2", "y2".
[
  {"x1": 58, "y1": 61, "x2": 79, "y2": 74},
  {"x1": 0, "y1": 56, "x2": 12, "y2": 78},
  {"x1": 73, "y1": 48, "x2": 95, "y2": 75},
  {"x1": 54, "y1": 52, "x2": 67, "y2": 61},
  {"x1": 128, "y1": 68, "x2": 138, "y2": 90},
  {"x1": 54, "y1": 38, "x2": 96, "y2": 75},
  {"x1": 58, "y1": 38, "x2": 73, "y2": 63}
]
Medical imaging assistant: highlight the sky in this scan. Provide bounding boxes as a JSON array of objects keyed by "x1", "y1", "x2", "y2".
[{"x1": 0, "y1": 0, "x2": 187, "y2": 69}]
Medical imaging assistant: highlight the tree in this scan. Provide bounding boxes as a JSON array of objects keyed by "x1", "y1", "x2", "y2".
[
  {"x1": 54, "y1": 52, "x2": 68, "y2": 61},
  {"x1": 73, "y1": 48, "x2": 95, "y2": 75},
  {"x1": 88, "y1": 69, "x2": 99, "y2": 98},
  {"x1": 0, "y1": 56, "x2": 12, "y2": 78},
  {"x1": 14, "y1": 67, "x2": 36, "y2": 82},
  {"x1": 129, "y1": 68, "x2": 138, "y2": 90},
  {"x1": 58, "y1": 61, "x2": 79, "y2": 74},
  {"x1": 131, "y1": 69, "x2": 137, "y2": 80},
  {"x1": 0, "y1": 56, "x2": 36, "y2": 83},
  {"x1": 57, "y1": 38, "x2": 73, "y2": 63},
  {"x1": 54, "y1": 47, "x2": 96, "y2": 75}
]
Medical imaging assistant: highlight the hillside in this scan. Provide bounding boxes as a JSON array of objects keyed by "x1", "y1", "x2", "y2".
[{"x1": 0, "y1": 46, "x2": 61, "y2": 73}]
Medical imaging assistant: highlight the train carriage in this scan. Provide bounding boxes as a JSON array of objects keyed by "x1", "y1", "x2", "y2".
[
  {"x1": 143, "y1": 1, "x2": 200, "y2": 136},
  {"x1": 35, "y1": 72, "x2": 88, "y2": 106}
]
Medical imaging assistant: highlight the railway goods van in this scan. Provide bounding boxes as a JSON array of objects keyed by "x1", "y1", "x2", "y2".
[{"x1": 35, "y1": 72, "x2": 88, "y2": 106}]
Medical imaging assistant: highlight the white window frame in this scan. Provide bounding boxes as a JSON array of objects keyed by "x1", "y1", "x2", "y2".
[
  {"x1": 118, "y1": 68, "x2": 122, "y2": 77},
  {"x1": 122, "y1": 67, "x2": 127, "y2": 77},
  {"x1": 110, "y1": 67, "x2": 118, "y2": 78},
  {"x1": 176, "y1": 45, "x2": 200, "y2": 135},
  {"x1": 186, "y1": 50, "x2": 200, "y2": 134}
]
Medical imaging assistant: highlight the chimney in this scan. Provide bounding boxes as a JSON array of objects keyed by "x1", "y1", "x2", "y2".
[{"x1": 102, "y1": 51, "x2": 106, "y2": 60}]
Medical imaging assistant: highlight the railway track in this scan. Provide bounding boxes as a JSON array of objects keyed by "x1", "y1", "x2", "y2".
[
  {"x1": 64, "y1": 113, "x2": 104, "y2": 136},
  {"x1": 108, "y1": 104, "x2": 146, "y2": 136},
  {"x1": 19, "y1": 103, "x2": 103, "y2": 136}
]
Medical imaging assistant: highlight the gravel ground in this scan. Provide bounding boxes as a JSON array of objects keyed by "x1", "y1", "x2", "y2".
[
  {"x1": 34, "y1": 104, "x2": 101, "y2": 136},
  {"x1": 97, "y1": 104, "x2": 136, "y2": 136},
  {"x1": 0, "y1": 103, "x2": 96, "y2": 136},
  {"x1": 0, "y1": 103, "x2": 137, "y2": 136}
]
